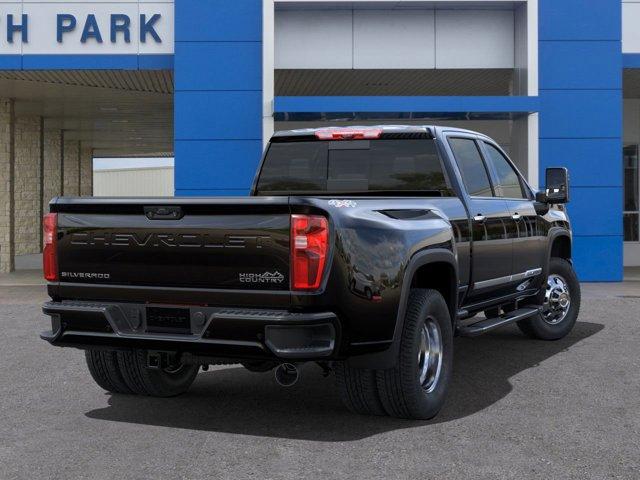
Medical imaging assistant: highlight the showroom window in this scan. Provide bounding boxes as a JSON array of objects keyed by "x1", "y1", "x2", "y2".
[{"x1": 624, "y1": 145, "x2": 639, "y2": 242}]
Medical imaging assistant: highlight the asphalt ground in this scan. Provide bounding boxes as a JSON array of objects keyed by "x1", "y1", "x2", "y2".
[{"x1": 0, "y1": 282, "x2": 639, "y2": 480}]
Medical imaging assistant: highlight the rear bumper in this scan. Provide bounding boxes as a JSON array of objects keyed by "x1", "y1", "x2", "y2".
[{"x1": 41, "y1": 301, "x2": 338, "y2": 361}]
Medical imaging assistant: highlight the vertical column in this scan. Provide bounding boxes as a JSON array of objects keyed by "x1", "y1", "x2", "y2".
[
  {"x1": 63, "y1": 139, "x2": 80, "y2": 196},
  {"x1": 538, "y1": 0, "x2": 623, "y2": 281},
  {"x1": 39, "y1": 117, "x2": 44, "y2": 250},
  {"x1": 80, "y1": 146, "x2": 93, "y2": 197},
  {"x1": 174, "y1": 0, "x2": 263, "y2": 196},
  {"x1": 263, "y1": 0, "x2": 275, "y2": 148},
  {"x1": 43, "y1": 127, "x2": 62, "y2": 207},
  {"x1": 0, "y1": 100, "x2": 13, "y2": 273},
  {"x1": 13, "y1": 115, "x2": 42, "y2": 256},
  {"x1": 60, "y1": 131, "x2": 65, "y2": 195}
]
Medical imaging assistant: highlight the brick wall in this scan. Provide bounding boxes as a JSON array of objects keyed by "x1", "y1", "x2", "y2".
[
  {"x1": 0, "y1": 100, "x2": 12, "y2": 272},
  {"x1": 80, "y1": 146, "x2": 93, "y2": 197},
  {"x1": 13, "y1": 116, "x2": 41, "y2": 256}
]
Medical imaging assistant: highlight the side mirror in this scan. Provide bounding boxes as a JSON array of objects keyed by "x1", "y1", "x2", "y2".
[{"x1": 543, "y1": 167, "x2": 569, "y2": 204}]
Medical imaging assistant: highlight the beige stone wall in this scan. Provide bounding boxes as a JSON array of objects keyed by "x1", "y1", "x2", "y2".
[
  {"x1": 0, "y1": 100, "x2": 12, "y2": 272},
  {"x1": 43, "y1": 129, "x2": 62, "y2": 209},
  {"x1": 13, "y1": 116, "x2": 41, "y2": 256},
  {"x1": 63, "y1": 140, "x2": 80, "y2": 196},
  {"x1": 0, "y1": 104, "x2": 91, "y2": 272},
  {"x1": 80, "y1": 146, "x2": 93, "y2": 197}
]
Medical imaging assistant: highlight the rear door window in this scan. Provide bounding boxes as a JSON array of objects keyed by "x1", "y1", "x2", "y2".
[{"x1": 448, "y1": 137, "x2": 494, "y2": 197}]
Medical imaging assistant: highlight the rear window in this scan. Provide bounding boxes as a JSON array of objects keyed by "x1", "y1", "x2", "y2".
[{"x1": 256, "y1": 139, "x2": 454, "y2": 196}]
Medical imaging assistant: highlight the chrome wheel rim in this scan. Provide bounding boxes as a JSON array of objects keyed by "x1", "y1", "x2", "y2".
[
  {"x1": 542, "y1": 274, "x2": 571, "y2": 325},
  {"x1": 418, "y1": 318, "x2": 443, "y2": 393}
]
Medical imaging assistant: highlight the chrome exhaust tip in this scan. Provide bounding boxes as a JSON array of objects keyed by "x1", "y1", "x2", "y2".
[{"x1": 274, "y1": 363, "x2": 299, "y2": 387}]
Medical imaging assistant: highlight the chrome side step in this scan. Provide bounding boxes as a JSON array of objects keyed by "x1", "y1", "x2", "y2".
[{"x1": 456, "y1": 306, "x2": 541, "y2": 337}]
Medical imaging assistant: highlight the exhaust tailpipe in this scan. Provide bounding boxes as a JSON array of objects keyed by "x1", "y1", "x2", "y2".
[{"x1": 274, "y1": 363, "x2": 299, "y2": 387}]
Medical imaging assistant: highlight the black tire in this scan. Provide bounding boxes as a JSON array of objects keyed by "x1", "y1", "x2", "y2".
[
  {"x1": 376, "y1": 289, "x2": 453, "y2": 420},
  {"x1": 116, "y1": 350, "x2": 199, "y2": 397},
  {"x1": 85, "y1": 349, "x2": 133, "y2": 394},
  {"x1": 334, "y1": 362, "x2": 386, "y2": 416},
  {"x1": 517, "y1": 257, "x2": 581, "y2": 340}
]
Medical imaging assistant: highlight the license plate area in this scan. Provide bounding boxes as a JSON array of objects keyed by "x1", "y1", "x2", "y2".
[{"x1": 146, "y1": 307, "x2": 191, "y2": 334}]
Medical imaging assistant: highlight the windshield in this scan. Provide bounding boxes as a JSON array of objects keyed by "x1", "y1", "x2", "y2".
[{"x1": 255, "y1": 139, "x2": 454, "y2": 196}]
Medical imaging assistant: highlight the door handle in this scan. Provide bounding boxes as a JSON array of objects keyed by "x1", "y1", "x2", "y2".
[
  {"x1": 511, "y1": 213, "x2": 521, "y2": 221},
  {"x1": 473, "y1": 214, "x2": 486, "y2": 223}
]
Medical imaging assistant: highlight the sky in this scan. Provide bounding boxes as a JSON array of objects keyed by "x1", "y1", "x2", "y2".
[{"x1": 93, "y1": 157, "x2": 174, "y2": 170}]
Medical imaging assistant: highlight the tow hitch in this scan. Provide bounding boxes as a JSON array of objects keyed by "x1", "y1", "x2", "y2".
[{"x1": 146, "y1": 351, "x2": 179, "y2": 370}]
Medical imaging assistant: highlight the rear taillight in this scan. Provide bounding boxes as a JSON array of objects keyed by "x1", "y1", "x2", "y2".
[
  {"x1": 43, "y1": 213, "x2": 58, "y2": 282},
  {"x1": 291, "y1": 214, "x2": 329, "y2": 291},
  {"x1": 315, "y1": 128, "x2": 382, "y2": 140}
]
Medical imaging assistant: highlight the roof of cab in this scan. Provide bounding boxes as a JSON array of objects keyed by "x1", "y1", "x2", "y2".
[{"x1": 271, "y1": 125, "x2": 485, "y2": 138}]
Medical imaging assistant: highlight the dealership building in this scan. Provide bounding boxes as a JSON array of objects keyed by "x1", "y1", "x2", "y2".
[{"x1": 0, "y1": 0, "x2": 637, "y2": 281}]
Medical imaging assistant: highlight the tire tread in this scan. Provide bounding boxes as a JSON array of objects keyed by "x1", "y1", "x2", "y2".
[
  {"x1": 376, "y1": 289, "x2": 453, "y2": 420},
  {"x1": 85, "y1": 350, "x2": 133, "y2": 394}
]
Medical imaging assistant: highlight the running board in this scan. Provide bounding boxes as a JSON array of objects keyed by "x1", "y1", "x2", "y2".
[{"x1": 456, "y1": 307, "x2": 541, "y2": 337}]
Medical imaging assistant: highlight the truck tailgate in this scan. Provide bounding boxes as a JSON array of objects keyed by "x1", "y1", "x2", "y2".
[{"x1": 51, "y1": 197, "x2": 291, "y2": 291}]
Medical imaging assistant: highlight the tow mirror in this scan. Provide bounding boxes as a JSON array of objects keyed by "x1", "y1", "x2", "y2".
[{"x1": 540, "y1": 167, "x2": 569, "y2": 204}]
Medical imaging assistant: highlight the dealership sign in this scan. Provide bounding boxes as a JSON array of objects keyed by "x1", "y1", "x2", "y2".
[{"x1": 0, "y1": 2, "x2": 173, "y2": 55}]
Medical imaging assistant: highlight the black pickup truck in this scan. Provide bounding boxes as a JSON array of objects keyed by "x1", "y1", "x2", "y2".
[{"x1": 41, "y1": 126, "x2": 580, "y2": 420}]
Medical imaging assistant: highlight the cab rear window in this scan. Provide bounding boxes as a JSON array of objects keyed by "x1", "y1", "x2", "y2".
[{"x1": 255, "y1": 139, "x2": 454, "y2": 196}]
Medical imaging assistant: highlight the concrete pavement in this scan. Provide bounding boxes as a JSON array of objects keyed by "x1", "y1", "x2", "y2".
[{"x1": 0, "y1": 282, "x2": 638, "y2": 479}]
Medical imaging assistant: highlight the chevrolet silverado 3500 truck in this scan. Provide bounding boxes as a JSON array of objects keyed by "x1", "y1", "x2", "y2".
[{"x1": 41, "y1": 126, "x2": 580, "y2": 420}]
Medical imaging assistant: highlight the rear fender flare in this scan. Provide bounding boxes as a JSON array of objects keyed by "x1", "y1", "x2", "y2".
[{"x1": 347, "y1": 248, "x2": 458, "y2": 369}]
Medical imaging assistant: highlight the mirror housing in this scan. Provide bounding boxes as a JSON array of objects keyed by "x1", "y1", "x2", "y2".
[{"x1": 543, "y1": 167, "x2": 569, "y2": 204}]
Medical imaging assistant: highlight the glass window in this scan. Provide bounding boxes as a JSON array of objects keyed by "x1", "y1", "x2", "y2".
[
  {"x1": 483, "y1": 142, "x2": 526, "y2": 199},
  {"x1": 624, "y1": 145, "x2": 639, "y2": 242},
  {"x1": 448, "y1": 138, "x2": 493, "y2": 197},
  {"x1": 624, "y1": 213, "x2": 639, "y2": 242},
  {"x1": 257, "y1": 139, "x2": 454, "y2": 196}
]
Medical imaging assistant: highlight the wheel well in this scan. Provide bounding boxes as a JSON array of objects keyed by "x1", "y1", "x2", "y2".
[
  {"x1": 411, "y1": 261, "x2": 457, "y2": 323},
  {"x1": 551, "y1": 235, "x2": 571, "y2": 260}
]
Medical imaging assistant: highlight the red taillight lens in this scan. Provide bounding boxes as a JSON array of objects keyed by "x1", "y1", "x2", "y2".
[
  {"x1": 43, "y1": 213, "x2": 58, "y2": 282},
  {"x1": 291, "y1": 214, "x2": 329, "y2": 291},
  {"x1": 315, "y1": 128, "x2": 382, "y2": 140}
]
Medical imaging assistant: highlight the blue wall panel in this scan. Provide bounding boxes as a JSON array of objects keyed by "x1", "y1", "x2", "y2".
[
  {"x1": 623, "y1": 54, "x2": 640, "y2": 68},
  {"x1": 568, "y1": 187, "x2": 623, "y2": 237},
  {"x1": 572, "y1": 236, "x2": 623, "y2": 282},
  {"x1": 23, "y1": 54, "x2": 138, "y2": 70},
  {"x1": 0, "y1": 54, "x2": 173, "y2": 71},
  {"x1": 175, "y1": 92, "x2": 262, "y2": 140},
  {"x1": 539, "y1": 90, "x2": 621, "y2": 139},
  {"x1": 539, "y1": 41, "x2": 621, "y2": 90},
  {"x1": 0, "y1": 55, "x2": 22, "y2": 69},
  {"x1": 174, "y1": 0, "x2": 263, "y2": 193},
  {"x1": 174, "y1": 140, "x2": 262, "y2": 190},
  {"x1": 540, "y1": 138, "x2": 622, "y2": 187},
  {"x1": 175, "y1": 189, "x2": 251, "y2": 197},
  {"x1": 539, "y1": 0, "x2": 620, "y2": 41},
  {"x1": 539, "y1": 0, "x2": 623, "y2": 281},
  {"x1": 175, "y1": 0, "x2": 262, "y2": 42},
  {"x1": 175, "y1": 43, "x2": 261, "y2": 91}
]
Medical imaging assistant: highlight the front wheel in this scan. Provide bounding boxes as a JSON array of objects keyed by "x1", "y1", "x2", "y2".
[
  {"x1": 376, "y1": 289, "x2": 453, "y2": 420},
  {"x1": 518, "y1": 257, "x2": 581, "y2": 340}
]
